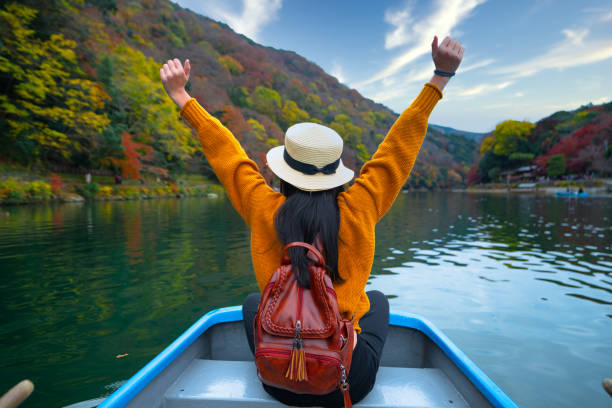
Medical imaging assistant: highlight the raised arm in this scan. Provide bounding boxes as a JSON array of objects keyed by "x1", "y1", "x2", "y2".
[
  {"x1": 160, "y1": 59, "x2": 280, "y2": 223},
  {"x1": 342, "y1": 36, "x2": 464, "y2": 222}
]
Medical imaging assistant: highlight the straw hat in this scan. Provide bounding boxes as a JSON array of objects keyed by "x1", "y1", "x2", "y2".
[{"x1": 266, "y1": 122, "x2": 354, "y2": 191}]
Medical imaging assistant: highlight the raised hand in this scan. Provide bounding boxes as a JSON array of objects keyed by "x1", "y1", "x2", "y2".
[
  {"x1": 429, "y1": 36, "x2": 464, "y2": 91},
  {"x1": 431, "y1": 36, "x2": 464, "y2": 73},
  {"x1": 160, "y1": 58, "x2": 192, "y2": 109}
]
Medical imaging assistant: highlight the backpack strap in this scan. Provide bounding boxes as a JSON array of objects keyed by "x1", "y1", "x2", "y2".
[{"x1": 282, "y1": 242, "x2": 325, "y2": 267}]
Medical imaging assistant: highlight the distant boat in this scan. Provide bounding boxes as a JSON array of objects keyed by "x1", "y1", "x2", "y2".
[
  {"x1": 556, "y1": 191, "x2": 588, "y2": 197},
  {"x1": 95, "y1": 306, "x2": 518, "y2": 408}
]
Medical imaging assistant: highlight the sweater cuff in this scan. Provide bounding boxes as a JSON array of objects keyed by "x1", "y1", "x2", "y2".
[
  {"x1": 180, "y1": 98, "x2": 215, "y2": 131},
  {"x1": 409, "y1": 83, "x2": 443, "y2": 115}
]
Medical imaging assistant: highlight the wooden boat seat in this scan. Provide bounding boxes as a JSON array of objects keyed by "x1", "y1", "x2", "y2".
[{"x1": 164, "y1": 359, "x2": 469, "y2": 407}]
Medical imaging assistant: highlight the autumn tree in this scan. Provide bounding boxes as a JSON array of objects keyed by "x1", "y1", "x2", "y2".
[
  {"x1": 0, "y1": 3, "x2": 109, "y2": 165},
  {"x1": 280, "y1": 100, "x2": 309, "y2": 129},
  {"x1": 483, "y1": 120, "x2": 535, "y2": 157},
  {"x1": 250, "y1": 86, "x2": 281, "y2": 120},
  {"x1": 218, "y1": 55, "x2": 244, "y2": 76},
  {"x1": 119, "y1": 132, "x2": 153, "y2": 179},
  {"x1": 97, "y1": 44, "x2": 199, "y2": 169}
]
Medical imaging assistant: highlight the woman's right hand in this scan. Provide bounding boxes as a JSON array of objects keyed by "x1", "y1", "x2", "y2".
[
  {"x1": 431, "y1": 36, "x2": 464, "y2": 73},
  {"x1": 429, "y1": 36, "x2": 464, "y2": 91},
  {"x1": 160, "y1": 58, "x2": 192, "y2": 109}
]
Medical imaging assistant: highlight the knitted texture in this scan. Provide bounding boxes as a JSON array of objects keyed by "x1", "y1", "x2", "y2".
[{"x1": 180, "y1": 83, "x2": 442, "y2": 332}]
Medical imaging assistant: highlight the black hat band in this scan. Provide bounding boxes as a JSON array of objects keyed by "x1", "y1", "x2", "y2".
[{"x1": 283, "y1": 149, "x2": 340, "y2": 175}]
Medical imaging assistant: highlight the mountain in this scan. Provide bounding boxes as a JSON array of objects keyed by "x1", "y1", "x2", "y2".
[
  {"x1": 0, "y1": 0, "x2": 479, "y2": 189},
  {"x1": 468, "y1": 101, "x2": 612, "y2": 184},
  {"x1": 429, "y1": 125, "x2": 485, "y2": 142}
]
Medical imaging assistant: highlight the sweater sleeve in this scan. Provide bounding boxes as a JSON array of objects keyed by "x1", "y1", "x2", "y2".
[
  {"x1": 180, "y1": 98, "x2": 281, "y2": 224},
  {"x1": 342, "y1": 83, "x2": 442, "y2": 221}
]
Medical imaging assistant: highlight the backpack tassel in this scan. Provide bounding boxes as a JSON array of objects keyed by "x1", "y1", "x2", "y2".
[{"x1": 285, "y1": 321, "x2": 308, "y2": 381}]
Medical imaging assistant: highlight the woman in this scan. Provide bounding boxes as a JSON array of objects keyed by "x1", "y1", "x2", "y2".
[{"x1": 161, "y1": 35, "x2": 464, "y2": 406}]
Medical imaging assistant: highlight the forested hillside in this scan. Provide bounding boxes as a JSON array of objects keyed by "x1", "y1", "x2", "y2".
[
  {"x1": 1, "y1": 0, "x2": 479, "y2": 188},
  {"x1": 468, "y1": 102, "x2": 612, "y2": 184}
]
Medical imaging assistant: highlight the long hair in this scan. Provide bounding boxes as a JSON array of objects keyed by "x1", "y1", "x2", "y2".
[{"x1": 274, "y1": 180, "x2": 344, "y2": 287}]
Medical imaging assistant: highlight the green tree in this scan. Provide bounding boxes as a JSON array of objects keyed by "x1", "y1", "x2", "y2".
[
  {"x1": 229, "y1": 86, "x2": 252, "y2": 108},
  {"x1": 0, "y1": 3, "x2": 110, "y2": 164},
  {"x1": 508, "y1": 152, "x2": 534, "y2": 162},
  {"x1": 547, "y1": 154, "x2": 566, "y2": 178},
  {"x1": 250, "y1": 86, "x2": 281, "y2": 119}
]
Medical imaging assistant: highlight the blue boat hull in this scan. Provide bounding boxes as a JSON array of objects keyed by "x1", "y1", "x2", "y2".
[
  {"x1": 97, "y1": 306, "x2": 518, "y2": 408},
  {"x1": 556, "y1": 191, "x2": 588, "y2": 197}
]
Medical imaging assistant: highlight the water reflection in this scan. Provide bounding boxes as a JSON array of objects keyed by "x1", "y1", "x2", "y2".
[
  {"x1": 0, "y1": 193, "x2": 610, "y2": 408},
  {"x1": 371, "y1": 192, "x2": 611, "y2": 408}
]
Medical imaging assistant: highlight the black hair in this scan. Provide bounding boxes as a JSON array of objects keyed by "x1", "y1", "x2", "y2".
[{"x1": 274, "y1": 179, "x2": 344, "y2": 287}]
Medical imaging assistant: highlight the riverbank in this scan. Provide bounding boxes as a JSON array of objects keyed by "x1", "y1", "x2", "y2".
[
  {"x1": 0, "y1": 172, "x2": 224, "y2": 207},
  {"x1": 454, "y1": 178, "x2": 612, "y2": 195}
]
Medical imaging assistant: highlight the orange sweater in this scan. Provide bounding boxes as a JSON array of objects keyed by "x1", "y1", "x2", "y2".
[{"x1": 180, "y1": 83, "x2": 442, "y2": 332}]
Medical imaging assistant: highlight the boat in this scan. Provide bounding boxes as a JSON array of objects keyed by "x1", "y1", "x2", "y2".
[
  {"x1": 96, "y1": 306, "x2": 518, "y2": 407},
  {"x1": 555, "y1": 191, "x2": 588, "y2": 197}
]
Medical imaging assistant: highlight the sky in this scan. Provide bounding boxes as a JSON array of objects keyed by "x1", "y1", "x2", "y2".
[{"x1": 173, "y1": 0, "x2": 612, "y2": 133}]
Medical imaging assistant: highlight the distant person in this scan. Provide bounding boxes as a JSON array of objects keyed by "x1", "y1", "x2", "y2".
[
  {"x1": 114, "y1": 174, "x2": 122, "y2": 185},
  {"x1": 161, "y1": 35, "x2": 464, "y2": 406}
]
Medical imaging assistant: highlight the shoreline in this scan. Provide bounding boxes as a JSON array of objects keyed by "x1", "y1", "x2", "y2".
[
  {"x1": 0, "y1": 175, "x2": 225, "y2": 208},
  {"x1": 2, "y1": 175, "x2": 611, "y2": 208}
]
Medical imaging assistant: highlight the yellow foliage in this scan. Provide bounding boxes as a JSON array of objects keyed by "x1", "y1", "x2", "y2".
[
  {"x1": 306, "y1": 93, "x2": 322, "y2": 107},
  {"x1": 281, "y1": 100, "x2": 309, "y2": 126},
  {"x1": 492, "y1": 120, "x2": 535, "y2": 156},
  {"x1": 0, "y1": 3, "x2": 110, "y2": 160},
  {"x1": 98, "y1": 186, "x2": 114, "y2": 197},
  {"x1": 107, "y1": 43, "x2": 198, "y2": 161},
  {"x1": 480, "y1": 136, "x2": 495, "y2": 154},
  {"x1": 248, "y1": 119, "x2": 267, "y2": 141},
  {"x1": 218, "y1": 55, "x2": 244, "y2": 75}
]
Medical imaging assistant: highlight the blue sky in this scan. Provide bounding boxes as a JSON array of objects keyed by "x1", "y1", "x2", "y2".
[{"x1": 173, "y1": 0, "x2": 612, "y2": 132}]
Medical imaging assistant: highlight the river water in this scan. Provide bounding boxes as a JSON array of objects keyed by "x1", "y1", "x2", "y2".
[{"x1": 0, "y1": 192, "x2": 610, "y2": 407}]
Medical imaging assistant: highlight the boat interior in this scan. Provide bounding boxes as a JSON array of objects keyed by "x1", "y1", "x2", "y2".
[{"x1": 127, "y1": 321, "x2": 493, "y2": 408}]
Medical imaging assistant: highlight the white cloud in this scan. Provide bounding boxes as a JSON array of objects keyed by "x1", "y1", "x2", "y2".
[
  {"x1": 494, "y1": 28, "x2": 612, "y2": 78},
  {"x1": 177, "y1": 0, "x2": 282, "y2": 41},
  {"x1": 356, "y1": 0, "x2": 486, "y2": 87},
  {"x1": 454, "y1": 81, "x2": 512, "y2": 97},
  {"x1": 459, "y1": 58, "x2": 495, "y2": 73},
  {"x1": 330, "y1": 61, "x2": 346, "y2": 84},
  {"x1": 362, "y1": 65, "x2": 433, "y2": 102},
  {"x1": 384, "y1": 5, "x2": 415, "y2": 49},
  {"x1": 591, "y1": 96, "x2": 611, "y2": 104},
  {"x1": 602, "y1": 11, "x2": 612, "y2": 22}
]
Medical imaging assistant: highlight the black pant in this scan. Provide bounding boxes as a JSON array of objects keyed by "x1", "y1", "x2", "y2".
[{"x1": 242, "y1": 290, "x2": 389, "y2": 407}]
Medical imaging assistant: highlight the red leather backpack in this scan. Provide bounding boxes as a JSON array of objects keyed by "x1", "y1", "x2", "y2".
[{"x1": 254, "y1": 242, "x2": 355, "y2": 407}]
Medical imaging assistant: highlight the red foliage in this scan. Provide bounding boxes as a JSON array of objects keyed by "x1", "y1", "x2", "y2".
[
  {"x1": 220, "y1": 105, "x2": 250, "y2": 140},
  {"x1": 466, "y1": 163, "x2": 480, "y2": 185},
  {"x1": 535, "y1": 124, "x2": 598, "y2": 171},
  {"x1": 119, "y1": 132, "x2": 153, "y2": 179},
  {"x1": 50, "y1": 173, "x2": 63, "y2": 195}
]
